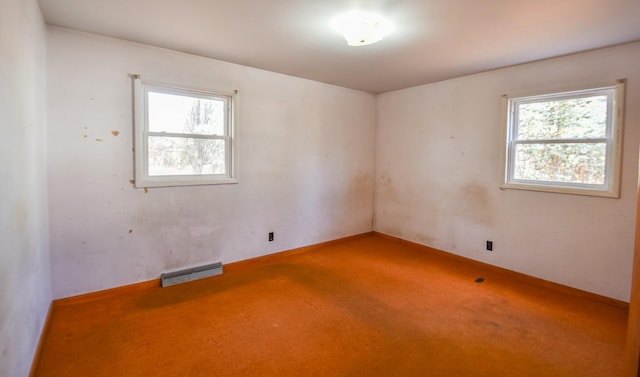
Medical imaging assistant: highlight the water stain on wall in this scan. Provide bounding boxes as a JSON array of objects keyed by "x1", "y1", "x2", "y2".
[
  {"x1": 347, "y1": 171, "x2": 374, "y2": 212},
  {"x1": 456, "y1": 182, "x2": 493, "y2": 226},
  {"x1": 377, "y1": 174, "x2": 397, "y2": 202}
]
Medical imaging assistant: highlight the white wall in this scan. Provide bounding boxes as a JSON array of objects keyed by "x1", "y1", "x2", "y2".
[
  {"x1": 0, "y1": 0, "x2": 52, "y2": 375},
  {"x1": 376, "y1": 42, "x2": 640, "y2": 302},
  {"x1": 46, "y1": 24, "x2": 638, "y2": 303},
  {"x1": 47, "y1": 27, "x2": 376, "y2": 299}
]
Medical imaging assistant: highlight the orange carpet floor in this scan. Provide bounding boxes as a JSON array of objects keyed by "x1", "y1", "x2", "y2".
[{"x1": 33, "y1": 234, "x2": 627, "y2": 376}]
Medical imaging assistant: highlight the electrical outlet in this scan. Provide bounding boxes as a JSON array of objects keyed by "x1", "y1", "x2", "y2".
[
  {"x1": 486, "y1": 240, "x2": 493, "y2": 251},
  {"x1": 269, "y1": 232, "x2": 274, "y2": 242}
]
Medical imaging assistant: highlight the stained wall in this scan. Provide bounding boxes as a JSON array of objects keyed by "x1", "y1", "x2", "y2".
[
  {"x1": 375, "y1": 42, "x2": 640, "y2": 301},
  {"x1": 47, "y1": 28, "x2": 376, "y2": 298}
]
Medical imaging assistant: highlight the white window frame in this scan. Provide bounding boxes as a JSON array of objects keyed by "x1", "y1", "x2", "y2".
[
  {"x1": 500, "y1": 80, "x2": 625, "y2": 198},
  {"x1": 133, "y1": 77, "x2": 239, "y2": 188}
]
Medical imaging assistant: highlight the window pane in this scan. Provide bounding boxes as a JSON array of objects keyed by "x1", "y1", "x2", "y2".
[
  {"x1": 148, "y1": 136, "x2": 226, "y2": 176},
  {"x1": 516, "y1": 95, "x2": 607, "y2": 140},
  {"x1": 148, "y1": 92, "x2": 225, "y2": 136},
  {"x1": 513, "y1": 142, "x2": 606, "y2": 184}
]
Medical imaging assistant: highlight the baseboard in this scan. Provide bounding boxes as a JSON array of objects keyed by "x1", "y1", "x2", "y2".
[
  {"x1": 54, "y1": 278, "x2": 162, "y2": 307},
  {"x1": 374, "y1": 232, "x2": 629, "y2": 309},
  {"x1": 53, "y1": 232, "x2": 375, "y2": 306},
  {"x1": 51, "y1": 230, "x2": 624, "y2": 311},
  {"x1": 225, "y1": 232, "x2": 374, "y2": 273},
  {"x1": 29, "y1": 301, "x2": 54, "y2": 377}
]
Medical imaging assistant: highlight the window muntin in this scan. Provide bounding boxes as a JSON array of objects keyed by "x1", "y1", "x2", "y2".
[
  {"x1": 502, "y1": 82, "x2": 624, "y2": 197},
  {"x1": 134, "y1": 78, "x2": 238, "y2": 187}
]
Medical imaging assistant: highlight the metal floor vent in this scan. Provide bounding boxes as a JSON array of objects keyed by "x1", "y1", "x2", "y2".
[{"x1": 161, "y1": 262, "x2": 223, "y2": 287}]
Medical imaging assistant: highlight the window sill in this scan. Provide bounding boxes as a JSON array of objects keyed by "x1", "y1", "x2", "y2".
[
  {"x1": 134, "y1": 176, "x2": 239, "y2": 188},
  {"x1": 499, "y1": 181, "x2": 619, "y2": 198}
]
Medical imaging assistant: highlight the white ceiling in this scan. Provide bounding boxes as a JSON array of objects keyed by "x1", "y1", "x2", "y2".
[{"x1": 37, "y1": 0, "x2": 640, "y2": 93}]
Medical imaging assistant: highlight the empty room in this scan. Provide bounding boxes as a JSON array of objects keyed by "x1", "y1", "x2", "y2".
[{"x1": 2, "y1": 0, "x2": 640, "y2": 376}]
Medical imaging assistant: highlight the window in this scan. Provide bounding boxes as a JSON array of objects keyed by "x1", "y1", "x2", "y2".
[
  {"x1": 133, "y1": 77, "x2": 238, "y2": 187},
  {"x1": 501, "y1": 80, "x2": 625, "y2": 197}
]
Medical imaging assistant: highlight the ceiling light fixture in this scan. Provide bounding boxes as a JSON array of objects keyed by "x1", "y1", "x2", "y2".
[{"x1": 332, "y1": 11, "x2": 392, "y2": 47}]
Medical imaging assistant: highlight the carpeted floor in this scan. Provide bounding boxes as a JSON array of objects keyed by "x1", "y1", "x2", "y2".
[{"x1": 33, "y1": 234, "x2": 627, "y2": 376}]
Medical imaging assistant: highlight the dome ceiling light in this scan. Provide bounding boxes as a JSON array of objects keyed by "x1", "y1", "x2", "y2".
[{"x1": 331, "y1": 11, "x2": 392, "y2": 47}]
